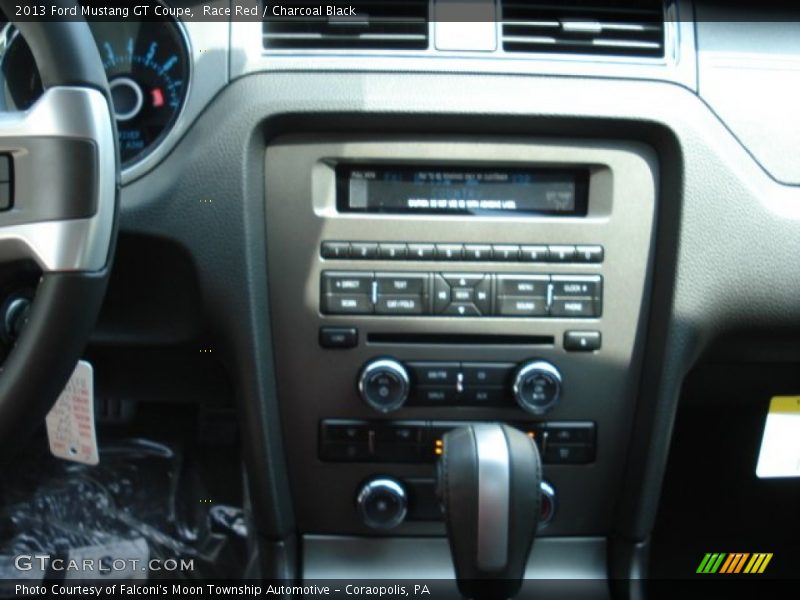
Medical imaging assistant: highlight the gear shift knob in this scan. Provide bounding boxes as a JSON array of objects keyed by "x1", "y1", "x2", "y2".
[{"x1": 438, "y1": 424, "x2": 542, "y2": 600}]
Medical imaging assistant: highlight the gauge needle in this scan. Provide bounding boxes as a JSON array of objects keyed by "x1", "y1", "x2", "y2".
[{"x1": 151, "y1": 88, "x2": 165, "y2": 108}]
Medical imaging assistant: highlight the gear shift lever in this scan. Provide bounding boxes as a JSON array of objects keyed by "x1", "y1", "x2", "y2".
[{"x1": 438, "y1": 424, "x2": 542, "y2": 600}]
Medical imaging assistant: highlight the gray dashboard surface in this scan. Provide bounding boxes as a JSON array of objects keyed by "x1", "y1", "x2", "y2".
[
  {"x1": 696, "y1": 16, "x2": 800, "y2": 185},
  {"x1": 117, "y1": 67, "x2": 800, "y2": 552}
]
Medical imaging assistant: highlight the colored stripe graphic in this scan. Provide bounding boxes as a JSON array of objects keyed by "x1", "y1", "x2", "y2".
[
  {"x1": 720, "y1": 553, "x2": 749, "y2": 574},
  {"x1": 698, "y1": 552, "x2": 773, "y2": 574},
  {"x1": 697, "y1": 553, "x2": 727, "y2": 573}
]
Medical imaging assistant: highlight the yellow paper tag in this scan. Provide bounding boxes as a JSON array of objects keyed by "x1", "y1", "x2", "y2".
[
  {"x1": 756, "y1": 396, "x2": 800, "y2": 478},
  {"x1": 766, "y1": 396, "x2": 800, "y2": 414}
]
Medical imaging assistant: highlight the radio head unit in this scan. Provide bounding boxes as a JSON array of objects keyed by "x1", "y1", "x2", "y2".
[{"x1": 336, "y1": 164, "x2": 589, "y2": 217}]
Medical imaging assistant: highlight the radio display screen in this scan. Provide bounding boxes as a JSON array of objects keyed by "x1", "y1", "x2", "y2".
[{"x1": 336, "y1": 165, "x2": 589, "y2": 216}]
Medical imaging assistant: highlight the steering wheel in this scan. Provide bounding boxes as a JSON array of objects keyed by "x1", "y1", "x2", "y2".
[{"x1": 0, "y1": 0, "x2": 117, "y2": 440}]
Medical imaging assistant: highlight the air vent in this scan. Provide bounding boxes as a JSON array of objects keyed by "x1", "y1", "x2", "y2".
[
  {"x1": 263, "y1": 0, "x2": 429, "y2": 51},
  {"x1": 502, "y1": 0, "x2": 665, "y2": 58}
]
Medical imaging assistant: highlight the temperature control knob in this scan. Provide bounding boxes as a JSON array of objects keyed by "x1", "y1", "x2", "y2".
[
  {"x1": 358, "y1": 358, "x2": 410, "y2": 413},
  {"x1": 356, "y1": 477, "x2": 408, "y2": 529},
  {"x1": 512, "y1": 360, "x2": 562, "y2": 415}
]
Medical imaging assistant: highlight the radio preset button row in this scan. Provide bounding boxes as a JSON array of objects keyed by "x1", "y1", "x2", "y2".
[
  {"x1": 322, "y1": 241, "x2": 604, "y2": 264},
  {"x1": 319, "y1": 419, "x2": 596, "y2": 465},
  {"x1": 321, "y1": 271, "x2": 602, "y2": 319}
]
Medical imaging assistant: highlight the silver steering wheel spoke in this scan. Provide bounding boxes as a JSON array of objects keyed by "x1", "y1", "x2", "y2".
[{"x1": 0, "y1": 86, "x2": 115, "y2": 273}]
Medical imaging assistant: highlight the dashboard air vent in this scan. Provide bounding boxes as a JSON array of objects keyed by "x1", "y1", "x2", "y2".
[
  {"x1": 502, "y1": 0, "x2": 665, "y2": 58},
  {"x1": 263, "y1": 0, "x2": 429, "y2": 51}
]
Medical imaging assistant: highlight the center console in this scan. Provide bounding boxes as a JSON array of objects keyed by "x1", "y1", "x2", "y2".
[{"x1": 265, "y1": 136, "x2": 656, "y2": 537}]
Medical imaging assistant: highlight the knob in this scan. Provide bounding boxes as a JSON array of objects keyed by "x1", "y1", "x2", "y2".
[
  {"x1": 538, "y1": 481, "x2": 556, "y2": 528},
  {"x1": 512, "y1": 360, "x2": 562, "y2": 415},
  {"x1": 356, "y1": 477, "x2": 408, "y2": 529},
  {"x1": 358, "y1": 358, "x2": 410, "y2": 413}
]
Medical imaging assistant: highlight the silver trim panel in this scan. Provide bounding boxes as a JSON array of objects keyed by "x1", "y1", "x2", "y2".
[
  {"x1": 474, "y1": 424, "x2": 510, "y2": 571},
  {"x1": 0, "y1": 87, "x2": 115, "y2": 272},
  {"x1": 303, "y1": 535, "x2": 608, "y2": 584}
]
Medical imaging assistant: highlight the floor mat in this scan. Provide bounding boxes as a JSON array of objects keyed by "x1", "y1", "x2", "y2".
[{"x1": 0, "y1": 438, "x2": 247, "y2": 582}]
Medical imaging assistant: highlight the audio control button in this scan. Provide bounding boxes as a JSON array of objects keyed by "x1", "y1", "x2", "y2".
[
  {"x1": 412, "y1": 387, "x2": 458, "y2": 405},
  {"x1": 564, "y1": 331, "x2": 601, "y2": 351},
  {"x1": 451, "y1": 287, "x2": 475, "y2": 303},
  {"x1": 497, "y1": 275, "x2": 549, "y2": 297},
  {"x1": 464, "y1": 244, "x2": 492, "y2": 261},
  {"x1": 322, "y1": 272, "x2": 374, "y2": 295},
  {"x1": 376, "y1": 273, "x2": 428, "y2": 295},
  {"x1": 444, "y1": 302, "x2": 481, "y2": 317},
  {"x1": 375, "y1": 296, "x2": 425, "y2": 315},
  {"x1": 379, "y1": 243, "x2": 408, "y2": 260},
  {"x1": 462, "y1": 388, "x2": 506, "y2": 406},
  {"x1": 321, "y1": 241, "x2": 350, "y2": 259},
  {"x1": 443, "y1": 273, "x2": 485, "y2": 288},
  {"x1": 358, "y1": 359, "x2": 410, "y2": 413},
  {"x1": 408, "y1": 244, "x2": 436, "y2": 260},
  {"x1": 407, "y1": 362, "x2": 460, "y2": 386},
  {"x1": 322, "y1": 294, "x2": 373, "y2": 314},
  {"x1": 548, "y1": 245, "x2": 576, "y2": 262},
  {"x1": 550, "y1": 298, "x2": 600, "y2": 318},
  {"x1": 492, "y1": 244, "x2": 520, "y2": 261},
  {"x1": 520, "y1": 245, "x2": 549, "y2": 262},
  {"x1": 433, "y1": 275, "x2": 451, "y2": 313},
  {"x1": 497, "y1": 296, "x2": 548, "y2": 317},
  {"x1": 436, "y1": 244, "x2": 464, "y2": 261},
  {"x1": 474, "y1": 276, "x2": 492, "y2": 313},
  {"x1": 513, "y1": 361, "x2": 562, "y2": 415},
  {"x1": 550, "y1": 275, "x2": 602, "y2": 298},
  {"x1": 351, "y1": 242, "x2": 379, "y2": 259},
  {"x1": 575, "y1": 245, "x2": 604, "y2": 263},
  {"x1": 462, "y1": 362, "x2": 515, "y2": 387}
]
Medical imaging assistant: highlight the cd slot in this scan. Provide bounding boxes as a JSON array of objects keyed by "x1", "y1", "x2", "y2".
[{"x1": 367, "y1": 333, "x2": 555, "y2": 346}]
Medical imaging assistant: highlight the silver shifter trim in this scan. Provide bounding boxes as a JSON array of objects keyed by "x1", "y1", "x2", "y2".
[{"x1": 474, "y1": 423, "x2": 510, "y2": 571}]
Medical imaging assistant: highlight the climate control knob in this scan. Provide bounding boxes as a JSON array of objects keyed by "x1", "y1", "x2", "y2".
[
  {"x1": 356, "y1": 477, "x2": 408, "y2": 529},
  {"x1": 512, "y1": 360, "x2": 562, "y2": 415},
  {"x1": 358, "y1": 358, "x2": 410, "y2": 413}
]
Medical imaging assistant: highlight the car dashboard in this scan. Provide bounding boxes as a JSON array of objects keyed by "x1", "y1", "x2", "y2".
[{"x1": 1, "y1": 0, "x2": 799, "y2": 594}]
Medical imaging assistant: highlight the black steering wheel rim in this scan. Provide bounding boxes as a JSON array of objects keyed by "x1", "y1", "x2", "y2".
[{"x1": 0, "y1": 0, "x2": 119, "y2": 443}]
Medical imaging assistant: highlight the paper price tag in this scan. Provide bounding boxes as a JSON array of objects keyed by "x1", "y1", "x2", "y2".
[
  {"x1": 756, "y1": 396, "x2": 800, "y2": 479},
  {"x1": 45, "y1": 360, "x2": 98, "y2": 466}
]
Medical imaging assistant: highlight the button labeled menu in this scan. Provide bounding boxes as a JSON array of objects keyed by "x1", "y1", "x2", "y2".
[{"x1": 497, "y1": 275, "x2": 549, "y2": 297}]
